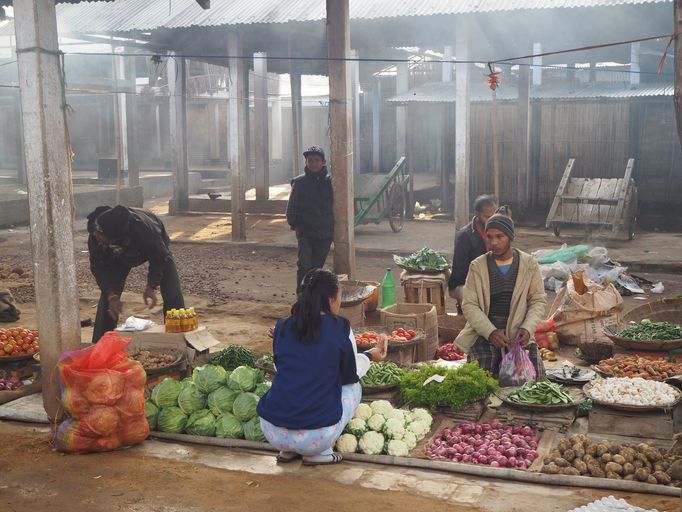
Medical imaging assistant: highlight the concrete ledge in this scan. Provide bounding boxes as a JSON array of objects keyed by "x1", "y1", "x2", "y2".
[
  {"x1": 140, "y1": 172, "x2": 202, "y2": 200},
  {"x1": 169, "y1": 197, "x2": 288, "y2": 215}
]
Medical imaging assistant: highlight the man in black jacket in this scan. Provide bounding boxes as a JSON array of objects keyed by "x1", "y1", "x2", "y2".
[
  {"x1": 448, "y1": 195, "x2": 497, "y2": 313},
  {"x1": 286, "y1": 146, "x2": 334, "y2": 293},
  {"x1": 87, "y1": 205, "x2": 185, "y2": 342}
]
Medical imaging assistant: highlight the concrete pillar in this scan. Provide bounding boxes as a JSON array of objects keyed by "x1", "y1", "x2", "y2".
[
  {"x1": 442, "y1": 45, "x2": 453, "y2": 82},
  {"x1": 271, "y1": 75, "x2": 284, "y2": 161},
  {"x1": 454, "y1": 21, "x2": 471, "y2": 229},
  {"x1": 254, "y1": 52, "x2": 269, "y2": 200},
  {"x1": 112, "y1": 43, "x2": 123, "y2": 203},
  {"x1": 517, "y1": 64, "x2": 531, "y2": 210},
  {"x1": 125, "y1": 50, "x2": 139, "y2": 187},
  {"x1": 396, "y1": 61, "x2": 408, "y2": 159},
  {"x1": 168, "y1": 52, "x2": 189, "y2": 212},
  {"x1": 228, "y1": 32, "x2": 247, "y2": 241},
  {"x1": 290, "y1": 72, "x2": 303, "y2": 176},
  {"x1": 15, "y1": 95, "x2": 27, "y2": 185},
  {"x1": 14, "y1": 0, "x2": 81, "y2": 421},
  {"x1": 326, "y1": 0, "x2": 356, "y2": 277},
  {"x1": 371, "y1": 80, "x2": 381, "y2": 172},
  {"x1": 351, "y1": 49, "x2": 361, "y2": 174},
  {"x1": 210, "y1": 102, "x2": 221, "y2": 160},
  {"x1": 630, "y1": 42, "x2": 640, "y2": 87},
  {"x1": 532, "y1": 42, "x2": 542, "y2": 86}
]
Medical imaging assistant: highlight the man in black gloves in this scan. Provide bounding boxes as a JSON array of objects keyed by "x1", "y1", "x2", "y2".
[
  {"x1": 286, "y1": 146, "x2": 334, "y2": 293},
  {"x1": 87, "y1": 205, "x2": 185, "y2": 342}
]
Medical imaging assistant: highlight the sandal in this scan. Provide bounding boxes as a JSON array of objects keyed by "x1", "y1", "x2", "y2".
[
  {"x1": 276, "y1": 451, "x2": 301, "y2": 463},
  {"x1": 302, "y1": 453, "x2": 343, "y2": 466}
]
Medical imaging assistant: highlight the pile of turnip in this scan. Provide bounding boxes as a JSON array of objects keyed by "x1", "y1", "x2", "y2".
[{"x1": 426, "y1": 420, "x2": 539, "y2": 470}]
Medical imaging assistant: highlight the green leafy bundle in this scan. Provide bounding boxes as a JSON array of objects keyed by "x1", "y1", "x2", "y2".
[
  {"x1": 211, "y1": 345, "x2": 257, "y2": 371},
  {"x1": 507, "y1": 379, "x2": 573, "y2": 405},
  {"x1": 393, "y1": 248, "x2": 450, "y2": 272},
  {"x1": 400, "y1": 363, "x2": 499, "y2": 410},
  {"x1": 360, "y1": 362, "x2": 404, "y2": 387},
  {"x1": 617, "y1": 319, "x2": 682, "y2": 341}
]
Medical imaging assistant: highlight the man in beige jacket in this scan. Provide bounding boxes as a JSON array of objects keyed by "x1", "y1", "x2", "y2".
[{"x1": 454, "y1": 212, "x2": 547, "y2": 377}]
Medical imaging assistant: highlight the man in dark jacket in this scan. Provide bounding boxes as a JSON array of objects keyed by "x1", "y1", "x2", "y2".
[
  {"x1": 286, "y1": 146, "x2": 334, "y2": 293},
  {"x1": 448, "y1": 195, "x2": 497, "y2": 313},
  {"x1": 87, "y1": 205, "x2": 185, "y2": 342}
]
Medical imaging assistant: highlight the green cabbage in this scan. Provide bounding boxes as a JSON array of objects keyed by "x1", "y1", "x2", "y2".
[
  {"x1": 215, "y1": 412, "x2": 244, "y2": 439},
  {"x1": 151, "y1": 378, "x2": 183, "y2": 409},
  {"x1": 177, "y1": 381, "x2": 207, "y2": 415},
  {"x1": 254, "y1": 382, "x2": 271, "y2": 398},
  {"x1": 228, "y1": 366, "x2": 258, "y2": 392},
  {"x1": 185, "y1": 409, "x2": 217, "y2": 437},
  {"x1": 232, "y1": 392, "x2": 259, "y2": 422},
  {"x1": 192, "y1": 364, "x2": 228, "y2": 394},
  {"x1": 207, "y1": 386, "x2": 239, "y2": 417},
  {"x1": 242, "y1": 416, "x2": 267, "y2": 443},
  {"x1": 145, "y1": 400, "x2": 159, "y2": 430},
  {"x1": 157, "y1": 406, "x2": 188, "y2": 433}
]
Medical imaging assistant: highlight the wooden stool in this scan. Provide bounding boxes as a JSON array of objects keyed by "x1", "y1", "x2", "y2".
[{"x1": 403, "y1": 280, "x2": 446, "y2": 315}]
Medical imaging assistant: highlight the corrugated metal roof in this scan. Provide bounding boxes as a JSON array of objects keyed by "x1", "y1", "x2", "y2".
[
  {"x1": 387, "y1": 81, "x2": 674, "y2": 103},
  {"x1": 0, "y1": 0, "x2": 671, "y2": 34}
]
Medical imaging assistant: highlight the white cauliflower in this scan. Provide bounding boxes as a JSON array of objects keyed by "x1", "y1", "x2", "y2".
[
  {"x1": 358, "y1": 431, "x2": 385, "y2": 455},
  {"x1": 346, "y1": 418, "x2": 367, "y2": 437},
  {"x1": 407, "y1": 420, "x2": 429, "y2": 441},
  {"x1": 353, "y1": 403, "x2": 373, "y2": 421},
  {"x1": 387, "y1": 439, "x2": 409, "y2": 457},
  {"x1": 383, "y1": 417, "x2": 405, "y2": 440},
  {"x1": 409, "y1": 408, "x2": 433, "y2": 427},
  {"x1": 403, "y1": 431, "x2": 417, "y2": 451},
  {"x1": 388, "y1": 409, "x2": 406, "y2": 422},
  {"x1": 370, "y1": 400, "x2": 394, "y2": 417},
  {"x1": 367, "y1": 413, "x2": 386, "y2": 432},
  {"x1": 335, "y1": 433, "x2": 358, "y2": 454}
]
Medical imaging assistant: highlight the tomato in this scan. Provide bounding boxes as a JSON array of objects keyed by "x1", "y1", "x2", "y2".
[{"x1": 407, "y1": 329, "x2": 415, "y2": 337}]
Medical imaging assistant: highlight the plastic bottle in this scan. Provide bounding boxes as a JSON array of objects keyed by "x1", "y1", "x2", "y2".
[
  {"x1": 165, "y1": 309, "x2": 177, "y2": 333},
  {"x1": 381, "y1": 268, "x2": 396, "y2": 309},
  {"x1": 178, "y1": 308, "x2": 188, "y2": 332},
  {"x1": 189, "y1": 307, "x2": 198, "y2": 330}
]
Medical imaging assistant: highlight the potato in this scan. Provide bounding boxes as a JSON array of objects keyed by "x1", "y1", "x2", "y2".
[
  {"x1": 606, "y1": 471, "x2": 621, "y2": 480},
  {"x1": 573, "y1": 460, "x2": 588, "y2": 475},
  {"x1": 654, "y1": 463, "x2": 665, "y2": 473},
  {"x1": 542, "y1": 463, "x2": 561, "y2": 475},
  {"x1": 586, "y1": 444, "x2": 598, "y2": 457},
  {"x1": 605, "y1": 462, "x2": 624, "y2": 475},
  {"x1": 653, "y1": 471, "x2": 671, "y2": 485},
  {"x1": 644, "y1": 448, "x2": 662, "y2": 463},
  {"x1": 596, "y1": 444, "x2": 609, "y2": 457},
  {"x1": 612, "y1": 455, "x2": 626, "y2": 465},
  {"x1": 608, "y1": 444, "x2": 620, "y2": 456},
  {"x1": 623, "y1": 463, "x2": 635, "y2": 476},
  {"x1": 623, "y1": 474, "x2": 635, "y2": 481},
  {"x1": 543, "y1": 456, "x2": 553, "y2": 465},
  {"x1": 572, "y1": 444, "x2": 586, "y2": 460},
  {"x1": 635, "y1": 468, "x2": 650, "y2": 482},
  {"x1": 571, "y1": 434, "x2": 588, "y2": 445},
  {"x1": 633, "y1": 460, "x2": 644, "y2": 470},
  {"x1": 554, "y1": 458, "x2": 570, "y2": 468},
  {"x1": 620, "y1": 448, "x2": 636, "y2": 464},
  {"x1": 600, "y1": 453, "x2": 613, "y2": 464},
  {"x1": 583, "y1": 454, "x2": 595, "y2": 465},
  {"x1": 637, "y1": 443, "x2": 651, "y2": 453},
  {"x1": 636, "y1": 453, "x2": 649, "y2": 464},
  {"x1": 646, "y1": 475, "x2": 658, "y2": 485},
  {"x1": 563, "y1": 449, "x2": 576, "y2": 463},
  {"x1": 561, "y1": 467, "x2": 580, "y2": 476},
  {"x1": 588, "y1": 462, "x2": 606, "y2": 478},
  {"x1": 558, "y1": 438, "x2": 572, "y2": 454}
]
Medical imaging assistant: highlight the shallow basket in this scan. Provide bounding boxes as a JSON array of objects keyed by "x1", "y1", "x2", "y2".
[
  {"x1": 603, "y1": 298, "x2": 682, "y2": 351},
  {"x1": 583, "y1": 380, "x2": 682, "y2": 412},
  {"x1": 495, "y1": 386, "x2": 586, "y2": 413}
]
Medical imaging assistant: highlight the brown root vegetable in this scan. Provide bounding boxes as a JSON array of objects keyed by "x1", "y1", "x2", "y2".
[
  {"x1": 586, "y1": 444, "x2": 598, "y2": 457},
  {"x1": 600, "y1": 453, "x2": 613, "y2": 464},
  {"x1": 596, "y1": 444, "x2": 609, "y2": 457},
  {"x1": 573, "y1": 460, "x2": 588, "y2": 475},
  {"x1": 637, "y1": 443, "x2": 651, "y2": 453},
  {"x1": 623, "y1": 474, "x2": 635, "y2": 481},
  {"x1": 554, "y1": 458, "x2": 570, "y2": 468},
  {"x1": 646, "y1": 475, "x2": 658, "y2": 485},
  {"x1": 542, "y1": 463, "x2": 561, "y2": 475},
  {"x1": 605, "y1": 462, "x2": 624, "y2": 475},
  {"x1": 608, "y1": 444, "x2": 620, "y2": 455},
  {"x1": 543, "y1": 456, "x2": 553, "y2": 465},
  {"x1": 612, "y1": 455, "x2": 626, "y2": 465},
  {"x1": 620, "y1": 448, "x2": 636, "y2": 464},
  {"x1": 572, "y1": 445, "x2": 586, "y2": 460},
  {"x1": 588, "y1": 462, "x2": 606, "y2": 478},
  {"x1": 644, "y1": 449, "x2": 662, "y2": 463},
  {"x1": 633, "y1": 460, "x2": 644, "y2": 470},
  {"x1": 563, "y1": 449, "x2": 576, "y2": 463},
  {"x1": 635, "y1": 468, "x2": 650, "y2": 482},
  {"x1": 623, "y1": 463, "x2": 635, "y2": 476},
  {"x1": 606, "y1": 471, "x2": 621, "y2": 480},
  {"x1": 670, "y1": 460, "x2": 682, "y2": 481},
  {"x1": 653, "y1": 471, "x2": 671, "y2": 485},
  {"x1": 561, "y1": 467, "x2": 580, "y2": 476},
  {"x1": 558, "y1": 438, "x2": 572, "y2": 454},
  {"x1": 549, "y1": 450, "x2": 562, "y2": 459},
  {"x1": 570, "y1": 434, "x2": 588, "y2": 445}
]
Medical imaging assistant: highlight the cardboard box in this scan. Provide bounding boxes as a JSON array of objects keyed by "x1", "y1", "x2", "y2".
[
  {"x1": 130, "y1": 326, "x2": 221, "y2": 367},
  {"x1": 380, "y1": 303, "x2": 438, "y2": 362},
  {"x1": 0, "y1": 359, "x2": 34, "y2": 380},
  {"x1": 340, "y1": 302, "x2": 365, "y2": 328}
]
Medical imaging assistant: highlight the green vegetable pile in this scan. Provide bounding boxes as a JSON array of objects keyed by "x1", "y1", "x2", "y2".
[
  {"x1": 147, "y1": 364, "x2": 269, "y2": 442},
  {"x1": 400, "y1": 363, "x2": 499, "y2": 411},
  {"x1": 257, "y1": 353, "x2": 275, "y2": 366},
  {"x1": 507, "y1": 379, "x2": 573, "y2": 405},
  {"x1": 617, "y1": 319, "x2": 682, "y2": 341},
  {"x1": 393, "y1": 248, "x2": 450, "y2": 272},
  {"x1": 210, "y1": 345, "x2": 257, "y2": 371},
  {"x1": 360, "y1": 362, "x2": 404, "y2": 388}
]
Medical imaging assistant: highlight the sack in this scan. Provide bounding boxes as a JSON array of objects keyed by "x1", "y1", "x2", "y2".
[
  {"x1": 547, "y1": 273, "x2": 623, "y2": 346},
  {"x1": 55, "y1": 331, "x2": 149, "y2": 454},
  {"x1": 498, "y1": 341, "x2": 536, "y2": 387}
]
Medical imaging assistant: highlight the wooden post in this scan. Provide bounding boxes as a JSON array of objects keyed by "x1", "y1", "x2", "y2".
[
  {"x1": 326, "y1": 0, "x2": 356, "y2": 277},
  {"x1": 288, "y1": 34, "x2": 303, "y2": 177},
  {"x1": 454, "y1": 22, "x2": 471, "y2": 229},
  {"x1": 396, "y1": 61, "x2": 408, "y2": 159},
  {"x1": 254, "y1": 52, "x2": 269, "y2": 200},
  {"x1": 13, "y1": 0, "x2": 81, "y2": 421},
  {"x1": 676, "y1": 0, "x2": 682, "y2": 150},
  {"x1": 371, "y1": 80, "x2": 381, "y2": 172},
  {"x1": 125, "y1": 49, "x2": 139, "y2": 187},
  {"x1": 228, "y1": 32, "x2": 247, "y2": 241},
  {"x1": 441, "y1": 46, "x2": 453, "y2": 209},
  {"x1": 517, "y1": 63, "x2": 531, "y2": 211},
  {"x1": 168, "y1": 52, "x2": 189, "y2": 212},
  {"x1": 491, "y1": 89, "x2": 500, "y2": 201}
]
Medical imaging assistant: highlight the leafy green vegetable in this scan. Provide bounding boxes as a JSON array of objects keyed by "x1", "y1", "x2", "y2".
[
  {"x1": 177, "y1": 381, "x2": 208, "y2": 414},
  {"x1": 157, "y1": 406, "x2": 188, "y2": 433},
  {"x1": 151, "y1": 378, "x2": 183, "y2": 409},
  {"x1": 507, "y1": 379, "x2": 573, "y2": 405},
  {"x1": 400, "y1": 363, "x2": 499, "y2": 410},
  {"x1": 207, "y1": 386, "x2": 239, "y2": 417},
  {"x1": 254, "y1": 381, "x2": 271, "y2": 398},
  {"x1": 394, "y1": 248, "x2": 450, "y2": 272},
  {"x1": 258, "y1": 353, "x2": 275, "y2": 366},
  {"x1": 228, "y1": 366, "x2": 258, "y2": 392},
  {"x1": 242, "y1": 416, "x2": 267, "y2": 442},
  {"x1": 215, "y1": 412, "x2": 244, "y2": 439},
  {"x1": 145, "y1": 400, "x2": 159, "y2": 430},
  {"x1": 360, "y1": 362, "x2": 404, "y2": 387},
  {"x1": 211, "y1": 345, "x2": 257, "y2": 371},
  {"x1": 185, "y1": 409, "x2": 217, "y2": 437},
  {"x1": 192, "y1": 364, "x2": 228, "y2": 394},
  {"x1": 618, "y1": 319, "x2": 682, "y2": 341},
  {"x1": 232, "y1": 392, "x2": 260, "y2": 422}
]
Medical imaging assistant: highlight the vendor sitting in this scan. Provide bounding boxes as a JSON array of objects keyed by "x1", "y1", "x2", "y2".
[
  {"x1": 257, "y1": 269, "x2": 387, "y2": 466},
  {"x1": 454, "y1": 211, "x2": 546, "y2": 378}
]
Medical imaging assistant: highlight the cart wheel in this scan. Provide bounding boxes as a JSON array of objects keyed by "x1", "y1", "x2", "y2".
[
  {"x1": 553, "y1": 226, "x2": 561, "y2": 237},
  {"x1": 388, "y1": 184, "x2": 406, "y2": 233}
]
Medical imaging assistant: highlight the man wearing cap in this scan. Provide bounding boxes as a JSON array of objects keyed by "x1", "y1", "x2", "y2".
[
  {"x1": 87, "y1": 205, "x2": 185, "y2": 343},
  {"x1": 454, "y1": 209, "x2": 547, "y2": 378},
  {"x1": 286, "y1": 146, "x2": 334, "y2": 293}
]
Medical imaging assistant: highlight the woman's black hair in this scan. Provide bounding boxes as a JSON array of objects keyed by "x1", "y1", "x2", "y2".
[{"x1": 288, "y1": 268, "x2": 342, "y2": 344}]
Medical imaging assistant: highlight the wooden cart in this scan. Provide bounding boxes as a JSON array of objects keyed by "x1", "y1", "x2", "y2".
[
  {"x1": 354, "y1": 156, "x2": 410, "y2": 233},
  {"x1": 545, "y1": 158, "x2": 638, "y2": 240}
]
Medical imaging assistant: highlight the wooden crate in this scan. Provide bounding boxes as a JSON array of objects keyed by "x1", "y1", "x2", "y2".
[
  {"x1": 496, "y1": 404, "x2": 577, "y2": 433},
  {"x1": 437, "y1": 399, "x2": 487, "y2": 423},
  {"x1": 361, "y1": 386, "x2": 403, "y2": 407},
  {"x1": 403, "y1": 281, "x2": 446, "y2": 315},
  {"x1": 588, "y1": 404, "x2": 677, "y2": 440}
]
